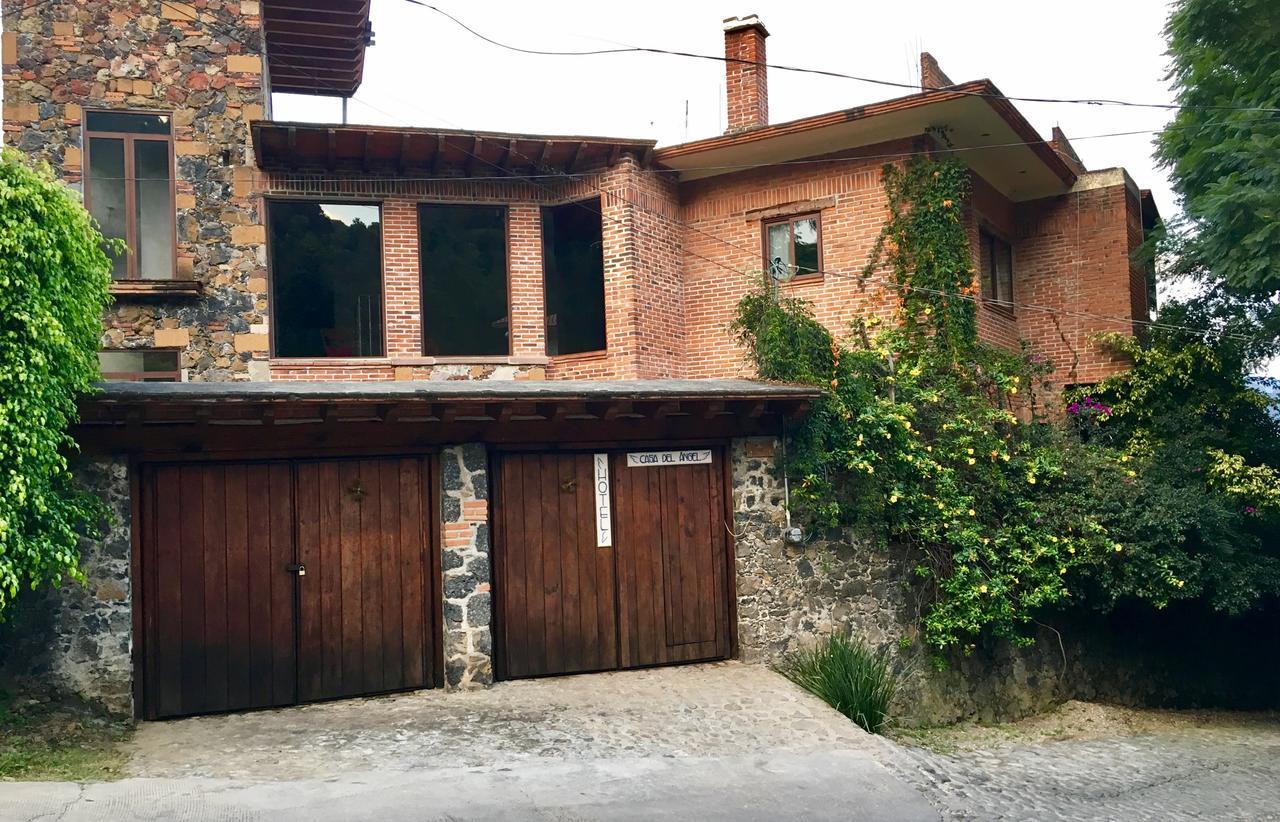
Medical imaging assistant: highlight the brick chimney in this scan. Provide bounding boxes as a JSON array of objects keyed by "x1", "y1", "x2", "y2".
[
  {"x1": 723, "y1": 15, "x2": 769, "y2": 133},
  {"x1": 919, "y1": 52, "x2": 954, "y2": 92}
]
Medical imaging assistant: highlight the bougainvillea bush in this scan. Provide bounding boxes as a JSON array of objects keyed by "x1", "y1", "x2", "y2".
[{"x1": 0, "y1": 150, "x2": 112, "y2": 616}]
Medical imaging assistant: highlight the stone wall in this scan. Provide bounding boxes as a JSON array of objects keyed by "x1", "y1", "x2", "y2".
[
  {"x1": 439, "y1": 444, "x2": 494, "y2": 688},
  {"x1": 2, "y1": 0, "x2": 269, "y2": 382},
  {"x1": 0, "y1": 459, "x2": 133, "y2": 716},
  {"x1": 732, "y1": 436, "x2": 1108, "y2": 725}
]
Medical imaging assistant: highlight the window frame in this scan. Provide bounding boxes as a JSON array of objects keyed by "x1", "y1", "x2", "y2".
[
  {"x1": 264, "y1": 197, "x2": 388, "y2": 360},
  {"x1": 417, "y1": 201, "x2": 513, "y2": 358},
  {"x1": 761, "y1": 212, "x2": 824, "y2": 282},
  {"x1": 98, "y1": 348, "x2": 182, "y2": 382},
  {"x1": 82, "y1": 108, "x2": 178, "y2": 282},
  {"x1": 978, "y1": 226, "x2": 1015, "y2": 316}
]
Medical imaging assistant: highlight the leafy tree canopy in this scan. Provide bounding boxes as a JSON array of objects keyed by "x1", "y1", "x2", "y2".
[
  {"x1": 1157, "y1": 0, "x2": 1280, "y2": 306},
  {"x1": 0, "y1": 150, "x2": 113, "y2": 615}
]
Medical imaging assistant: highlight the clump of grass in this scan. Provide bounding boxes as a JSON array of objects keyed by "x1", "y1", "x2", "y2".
[
  {"x1": 777, "y1": 634, "x2": 898, "y2": 734},
  {"x1": 0, "y1": 691, "x2": 132, "y2": 781}
]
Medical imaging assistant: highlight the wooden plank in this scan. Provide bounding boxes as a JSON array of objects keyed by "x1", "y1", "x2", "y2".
[
  {"x1": 201, "y1": 465, "x2": 229, "y2": 713},
  {"x1": 152, "y1": 466, "x2": 184, "y2": 718},
  {"x1": 708, "y1": 452, "x2": 731, "y2": 658},
  {"x1": 398, "y1": 458, "x2": 427, "y2": 687},
  {"x1": 223, "y1": 464, "x2": 253, "y2": 711},
  {"x1": 319, "y1": 461, "x2": 344, "y2": 696},
  {"x1": 379, "y1": 459, "x2": 405, "y2": 689},
  {"x1": 359, "y1": 460, "x2": 384, "y2": 693},
  {"x1": 295, "y1": 463, "x2": 323, "y2": 701},
  {"x1": 339, "y1": 460, "x2": 364, "y2": 695},
  {"x1": 557, "y1": 454, "x2": 582, "y2": 670},
  {"x1": 498, "y1": 456, "x2": 526, "y2": 678},
  {"x1": 178, "y1": 466, "x2": 207, "y2": 714},
  {"x1": 268, "y1": 462, "x2": 297, "y2": 705},
  {"x1": 540, "y1": 453, "x2": 564, "y2": 674},
  {"x1": 244, "y1": 464, "x2": 275, "y2": 708},
  {"x1": 564, "y1": 454, "x2": 591, "y2": 669},
  {"x1": 520, "y1": 455, "x2": 547, "y2": 675},
  {"x1": 661, "y1": 467, "x2": 684, "y2": 648}
]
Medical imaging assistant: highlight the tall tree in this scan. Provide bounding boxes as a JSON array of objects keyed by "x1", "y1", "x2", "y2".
[
  {"x1": 0, "y1": 150, "x2": 113, "y2": 615},
  {"x1": 1157, "y1": 0, "x2": 1280, "y2": 318}
]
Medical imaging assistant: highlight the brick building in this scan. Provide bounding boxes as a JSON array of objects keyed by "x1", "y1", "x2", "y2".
[{"x1": 3, "y1": 3, "x2": 1157, "y2": 718}]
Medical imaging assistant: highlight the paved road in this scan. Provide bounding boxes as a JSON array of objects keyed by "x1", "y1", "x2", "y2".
[{"x1": 2, "y1": 663, "x2": 1278, "y2": 820}]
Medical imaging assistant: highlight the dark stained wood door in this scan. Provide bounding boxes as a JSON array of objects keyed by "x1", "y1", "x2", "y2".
[
  {"x1": 141, "y1": 457, "x2": 438, "y2": 719},
  {"x1": 496, "y1": 453, "x2": 619, "y2": 678},
  {"x1": 613, "y1": 455, "x2": 732, "y2": 668},
  {"x1": 142, "y1": 462, "x2": 297, "y2": 719},
  {"x1": 495, "y1": 449, "x2": 731, "y2": 679},
  {"x1": 295, "y1": 457, "x2": 436, "y2": 702}
]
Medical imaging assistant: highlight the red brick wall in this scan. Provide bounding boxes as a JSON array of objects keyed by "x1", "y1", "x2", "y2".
[
  {"x1": 1014, "y1": 171, "x2": 1139, "y2": 387},
  {"x1": 724, "y1": 22, "x2": 768, "y2": 132}
]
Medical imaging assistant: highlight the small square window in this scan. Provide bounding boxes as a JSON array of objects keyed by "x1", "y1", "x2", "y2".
[
  {"x1": 99, "y1": 349, "x2": 181, "y2": 381},
  {"x1": 762, "y1": 214, "x2": 822, "y2": 281}
]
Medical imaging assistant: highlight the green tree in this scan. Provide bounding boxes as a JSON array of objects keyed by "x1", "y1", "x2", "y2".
[
  {"x1": 1157, "y1": 0, "x2": 1280, "y2": 311},
  {"x1": 0, "y1": 150, "x2": 113, "y2": 615}
]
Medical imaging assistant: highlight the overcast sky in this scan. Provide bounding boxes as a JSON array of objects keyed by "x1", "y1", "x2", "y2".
[{"x1": 275, "y1": 0, "x2": 1181, "y2": 213}]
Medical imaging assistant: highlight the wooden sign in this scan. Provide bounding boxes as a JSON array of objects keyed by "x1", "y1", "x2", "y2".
[
  {"x1": 626, "y1": 449, "x2": 713, "y2": 467},
  {"x1": 593, "y1": 453, "x2": 612, "y2": 547}
]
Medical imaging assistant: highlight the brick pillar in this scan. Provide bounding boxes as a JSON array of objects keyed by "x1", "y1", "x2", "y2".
[
  {"x1": 507, "y1": 203, "x2": 546, "y2": 356},
  {"x1": 381, "y1": 199, "x2": 422, "y2": 359},
  {"x1": 440, "y1": 444, "x2": 493, "y2": 688},
  {"x1": 723, "y1": 16, "x2": 769, "y2": 133}
]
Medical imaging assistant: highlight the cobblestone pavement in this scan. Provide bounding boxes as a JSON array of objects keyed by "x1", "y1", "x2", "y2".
[{"x1": 882, "y1": 720, "x2": 1280, "y2": 820}]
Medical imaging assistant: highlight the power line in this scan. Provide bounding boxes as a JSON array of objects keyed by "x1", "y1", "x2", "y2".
[{"x1": 400, "y1": 1, "x2": 1280, "y2": 116}]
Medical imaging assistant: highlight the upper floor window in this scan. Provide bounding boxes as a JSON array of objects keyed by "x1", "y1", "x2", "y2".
[
  {"x1": 268, "y1": 201, "x2": 384, "y2": 358},
  {"x1": 979, "y1": 229, "x2": 1014, "y2": 312},
  {"x1": 419, "y1": 204, "x2": 509, "y2": 357},
  {"x1": 98, "y1": 349, "x2": 181, "y2": 382},
  {"x1": 763, "y1": 213, "x2": 821, "y2": 281},
  {"x1": 543, "y1": 198, "x2": 606, "y2": 356},
  {"x1": 83, "y1": 111, "x2": 176, "y2": 280}
]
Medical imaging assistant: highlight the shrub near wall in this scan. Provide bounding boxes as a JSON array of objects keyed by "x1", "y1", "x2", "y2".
[{"x1": 0, "y1": 150, "x2": 112, "y2": 616}]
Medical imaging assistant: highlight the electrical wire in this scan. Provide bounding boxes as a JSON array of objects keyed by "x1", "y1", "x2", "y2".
[{"x1": 399, "y1": 0, "x2": 1280, "y2": 115}]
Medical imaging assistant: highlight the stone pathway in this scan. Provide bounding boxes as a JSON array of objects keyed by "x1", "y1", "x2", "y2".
[{"x1": 882, "y1": 718, "x2": 1280, "y2": 820}]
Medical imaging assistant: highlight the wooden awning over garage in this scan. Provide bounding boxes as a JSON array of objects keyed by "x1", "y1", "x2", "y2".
[{"x1": 76, "y1": 379, "x2": 818, "y2": 456}]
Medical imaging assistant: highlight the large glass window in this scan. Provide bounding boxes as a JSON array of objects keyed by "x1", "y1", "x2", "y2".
[
  {"x1": 83, "y1": 111, "x2": 175, "y2": 280},
  {"x1": 763, "y1": 213, "x2": 821, "y2": 281},
  {"x1": 268, "y1": 201, "x2": 384, "y2": 358},
  {"x1": 542, "y1": 199, "x2": 606, "y2": 356},
  {"x1": 419, "y1": 204, "x2": 509, "y2": 356}
]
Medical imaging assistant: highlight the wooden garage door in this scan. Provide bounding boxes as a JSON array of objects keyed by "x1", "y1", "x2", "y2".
[
  {"x1": 140, "y1": 457, "x2": 438, "y2": 719},
  {"x1": 496, "y1": 449, "x2": 731, "y2": 679},
  {"x1": 496, "y1": 453, "x2": 619, "y2": 678}
]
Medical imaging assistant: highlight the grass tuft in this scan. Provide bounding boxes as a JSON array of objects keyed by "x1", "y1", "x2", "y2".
[
  {"x1": 0, "y1": 691, "x2": 132, "y2": 782},
  {"x1": 776, "y1": 634, "x2": 899, "y2": 734}
]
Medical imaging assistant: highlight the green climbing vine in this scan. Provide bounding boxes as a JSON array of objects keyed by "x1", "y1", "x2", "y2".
[{"x1": 734, "y1": 157, "x2": 1124, "y2": 654}]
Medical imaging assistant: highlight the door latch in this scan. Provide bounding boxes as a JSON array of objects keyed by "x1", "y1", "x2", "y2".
[{"x1": 287, "y1": 563, "x2": 307, "y2": 577}]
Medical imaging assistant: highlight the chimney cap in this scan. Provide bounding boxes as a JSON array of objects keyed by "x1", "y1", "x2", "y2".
[{"x1": 723, "y1": 15, "x2": 769, "y2": 37}]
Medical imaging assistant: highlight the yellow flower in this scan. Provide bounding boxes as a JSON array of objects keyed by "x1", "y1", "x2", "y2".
[
  {"x1": 1009, "y1": 386, "x2": 1018, "y2": 395},
  {"x1": 978, "y1": 584, "x2": 988, "y2": 594},
  {"x1": 967, "y1": 458, "x2": 976, "y2": 465},
  {"x1": 1114, "y1": 543, "x2": 1124, "y2": 553},
  {"x1": 1002, "y1": 453, "x2": 1011, "y2": 462},
  {"x1": 967, "y1": 448, "x2": 975, "y2": 455},
  {"x1": 968, "y1": 509, "x2": 976, "y2": 516},
  {"x1": 889, "y1": 494, "x2": 899, "y2": 503},
  {"x1": 1027, "y1": 474, "x2": 1037, "y2": 484}
]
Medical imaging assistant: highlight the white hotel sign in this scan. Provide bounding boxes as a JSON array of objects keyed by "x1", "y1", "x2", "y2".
[
  {"x1": 625, "y1": 450, "x2": 713, "y2": 467},
  {"x1": 593, "y1": 453, "x2": 612, "y2": 548}
]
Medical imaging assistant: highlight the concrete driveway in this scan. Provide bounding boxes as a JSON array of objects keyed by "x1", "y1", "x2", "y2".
[{"x1": 0, "y1": 662, "x2": 937, "y2": 821}]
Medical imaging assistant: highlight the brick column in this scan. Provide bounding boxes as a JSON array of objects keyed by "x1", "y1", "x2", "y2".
[
  {"x1": 507, "y1": 203, "x2": 546, "y2": 356},
  {"x1": 440, "y1": 444, "x2": 493, "y2": 688},
  {"x1": 381, "y1": 199, "x2": 422, "y2": 359}
]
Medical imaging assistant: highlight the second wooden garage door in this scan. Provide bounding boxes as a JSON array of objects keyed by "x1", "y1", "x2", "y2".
[
  {"x1": 496, "y1": 451, "x2": 732, "y2": 679},
  {"x1": 139, "y1": 457, "x2": 439, "y2": 719}
]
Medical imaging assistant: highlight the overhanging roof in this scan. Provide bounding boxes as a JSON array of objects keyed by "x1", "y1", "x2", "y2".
[
  {"x1": 655, "y1": 81, "x2": 1077, "y2": 202},
  {"x1": 252, "y1": 121, "x2": 656, "y2": 174},
  {"x1": 263, "y1": 0, "x2": 371, "y2": 97}
]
